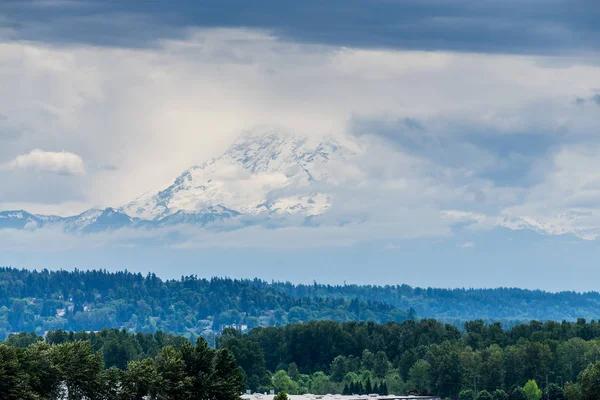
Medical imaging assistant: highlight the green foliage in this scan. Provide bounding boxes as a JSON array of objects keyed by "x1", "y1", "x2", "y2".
[
  {"x1": 0, "y1": 344, "x2": 34, "y2": 400},
  {"x1": 459, "y1": 389, "x2": 474, "y2": 400},
  {"x1": 564, "y1": 382, "x2": 582, "y2": 400},
  {"x1": 548, "y1": 383, "x2": 565, "y2": 400},
  {"x1": 0, "y1": 332, "x2": 244, "y2": 400},
  {"x1": 51, "y1": 341, "x2": 104, "y2": 400},
  {"x1": 0, "y1": 268, "x2": 414, "y2": 337},
  {"x1": 5, "y1": 331, "x2": 43, "y2": 348},
  {"x1": 6, "y1": 267, "x2": 600, "y2": 400},
  {"x1": 273, "y1": 370, "x2": 299, "y2": 394},
  {"x1": 579, "y1": 362, "x2": 600, "y2": 400},
  {"x1": 493, "y1": 389, "x2": 509, "y2": 400},
  {"x1": 407, "y1": 359, "x2": 431, "y2": 395},
  {"x1": 511, "y1": 387, "x2": 528, "y2": 400},
  {"x1": 428, "y1": 340, "x2": 463, "y2": 397},
  {"x1": 477, "y1": 390, "x2": 494, "y2": 400},
  {"x1": 217, "y1": 318, "x2": 600, "y2": 396},
  {"x1": 523, "y1": 380, "x2": 542, "y2": 400},
  {"x1": 10, "y1": 267, "x2": 600, "y2": 338},
  {"x1": 274, "y1": 392, "x2": 288, "y2": 400}
]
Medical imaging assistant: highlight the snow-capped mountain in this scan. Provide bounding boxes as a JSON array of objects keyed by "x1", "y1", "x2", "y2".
[
  {"x1": 156, "y1": 205, "x2": 241, "y2": 227},
  {"x1": 120, "y1": 131, "x2": 355, "y2": 221},
  {"x1": 0, "y1": 208, "x2": 136, "y2": 233},
  {"x1": 0, "y1": 210, "x2": 50, "y2": 230},
  {"x1": 0, "y1": 131, "x2": 357, "y2": 233},
  {"x1": 62, "y1": 208, "x2": 137, "y2": 233}
]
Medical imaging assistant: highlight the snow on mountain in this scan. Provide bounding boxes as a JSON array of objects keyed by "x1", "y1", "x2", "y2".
[
  {"x1": 0, "y1": 131, "x2": 358, "y2": 233},
  {"x1": 121, "y1": 131, "x2": 356, "y2": 221},
  {"x1": 156, "y1": 205, "x2": 241, "y2": 227},
  {"x1": 0, "y1": 210, "x2": 45, "y2": 230},
  {"x1": 62, "y1": 208, "x2": 137, "y2": 233},
  {"x1": 498, "y1": 213, "x2": 600, "y2": 240}
]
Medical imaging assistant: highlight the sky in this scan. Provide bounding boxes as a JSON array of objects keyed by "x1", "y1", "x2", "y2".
[{"x1": 1, "y1": 0, "x2": 599, "y2": 291}]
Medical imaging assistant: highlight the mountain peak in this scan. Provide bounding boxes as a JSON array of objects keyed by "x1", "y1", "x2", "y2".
[
  {"x1": 121, "y1": 130, "x2": 354, "y2": 221},
  {"x1": 0, "y1": 131, "x2": 356, "y2": 232}
]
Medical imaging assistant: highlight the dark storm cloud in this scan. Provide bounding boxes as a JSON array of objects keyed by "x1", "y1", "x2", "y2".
[{"x1": 1, "y1": 0, "x2": 598, "y2": 55}]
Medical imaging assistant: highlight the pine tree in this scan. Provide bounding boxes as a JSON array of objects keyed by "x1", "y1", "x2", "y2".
[
  {"x1": 365, "y1": 377, "x2": 373, "y2": 394},
  {"x1": 357, "y1": 381, "x2": 365, "y2": 395},
  {"x1": 381, "y1": 381, "x2": 388, "y2": 396},
  {"x1": 343, "y1": 384, "x2": 350, "y2": 395}
]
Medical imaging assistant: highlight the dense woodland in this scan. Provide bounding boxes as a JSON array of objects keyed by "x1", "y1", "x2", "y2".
[
  {"x1": 217, "y1": 319, "x2": 600, "y2": 399},
  {"x1": 271, "y1": 282, "x2": 600, "y2": 322},
  {"x1": 0, "y1": 268, "x2": 411, "y2": 340},
  {"x1": 4, "y1": 267, "x2": 600, "y2": 342},
  {"x1": 5, "y1": 268, "x2": 600, "y2": 399},
  {"x1": 0, "y1": 330, "x2": 243, "y2": 400},
  {"x1": 4, "y1": 321, "x2": 600, "y2": 399}
]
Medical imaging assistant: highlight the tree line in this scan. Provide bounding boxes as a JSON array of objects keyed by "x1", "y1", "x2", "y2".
[
  {"x1": 0, "y1": 267, "x2": 412, "y2": 339},
  {"x1": 271, "y1": 281, "x2": 600, "y2": 322},
  {"x1": 217, "y1": 319, "x2": 600, "y2": 399},
  {"x1": 7, "y1": 267, "x2": 600, "y2": 342},
  {"x1": 0, "y1": 330, "x2": 243, "y2": 400}
]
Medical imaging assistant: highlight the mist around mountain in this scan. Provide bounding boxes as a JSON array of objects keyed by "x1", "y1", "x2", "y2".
[{"x1": 0, "y1": 131, "x2": 355, "y2": 233}]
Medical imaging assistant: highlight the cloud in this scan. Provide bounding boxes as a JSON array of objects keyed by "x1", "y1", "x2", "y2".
[
  {"x1": 574, "y1": 94, "x2": 600, "y2": 106},
  {"x1": 2, "y1": 149, "x2": 85, "y2": 176},
  {"x1": 0, "y1": 27, "x2": 598, "y2": 246},
  {"x1": 459, "y1": 241, "x2": 475, "y2": 248},
  {"x1": 2, "y1": 0, "x2": 599, "y2": 56}
]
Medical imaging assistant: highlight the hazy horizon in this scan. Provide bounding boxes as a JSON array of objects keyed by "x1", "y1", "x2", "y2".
[{"x1": 1, "y1": 0, "x2": 599, "y2": 291}]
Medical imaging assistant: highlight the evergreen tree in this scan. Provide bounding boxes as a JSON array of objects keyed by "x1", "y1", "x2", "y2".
[
  {"x1": 477, "y1": 390, "x2": 494, "y2": 400},
  {"x1": 460, "y1": 389, "x2": 475, "y2": 400},
  {"x1": 343, "y1": 384, "x2": 350, "y2": 395},
  {"x1": 547, "y1": 383, "x2": 565, "y2": 400},
  {"x1": 120, "y1": 358, "x2": 160, "y2": 400},
  {"x1": 211, "y1": 348, "x2": 245, "y2": 399},
  {"x1": 510, "y1": 387, "x2": 528, "y2": 400},
  {"x1": 365, "y1": 377, "x2": 373, "y2": 394},
  {"x1": 51, "y1": 341, "x2": 104, "y2": 400},
  {"x1": 356, "y1": 380, "x2": 365, "y2": 395},
  {"x1": 380, "y1": 381, "x2": 389, "y2": 395},
  {"x1": 373, "y1": 382, "x2": 380, "y2": 394},
  {"x1": 579, "y1": 362, "x2": 600, "y2": 400},
  {"x1": 0, "y1": 344, "x2": 35, "y2": 400},
  {"x1": 154, "y1": 346, "x2": 191, "y2": 399},
  {"x1": 493, "y1": 389, "x2": 509, "y2": 400}
]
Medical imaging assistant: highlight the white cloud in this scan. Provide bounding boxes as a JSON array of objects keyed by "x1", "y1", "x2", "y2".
[
  {"x1": 459, "y1": 241, "x2": 475, "y2": 248},
  {"x1": 2, "y1": 149, "x2": 85, "y2": 176},
  {"x1": 0, "y1": 27, "x2": 599, "y2": 244}
]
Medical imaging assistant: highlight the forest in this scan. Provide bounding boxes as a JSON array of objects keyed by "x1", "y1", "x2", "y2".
[
  {"x1": 271, "y1": 281, "x2": 600, "y2": 322},
  {"x1": 0, "y1": 330, "x2": 243, "y2": 400},
  {"x1": 4, "y1": 267, "x2": 600, "y2": 342},
  {"x1": 217, "y1": 319, "x2": 600, "y2": 399},
  {"x1": 5, "y1": 268, "x2": 600, "y2": 399},
  {"x1": 4, "y1": 319, "x2": 600, "y2": 399},
  {"x1": 0, "y1": 268, "x2": 412, "y2": 340}
]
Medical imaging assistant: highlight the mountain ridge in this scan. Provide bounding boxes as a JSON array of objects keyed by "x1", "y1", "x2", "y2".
[{"x1": 0, "y1": 131, "x2": 355, "y2": 233}]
